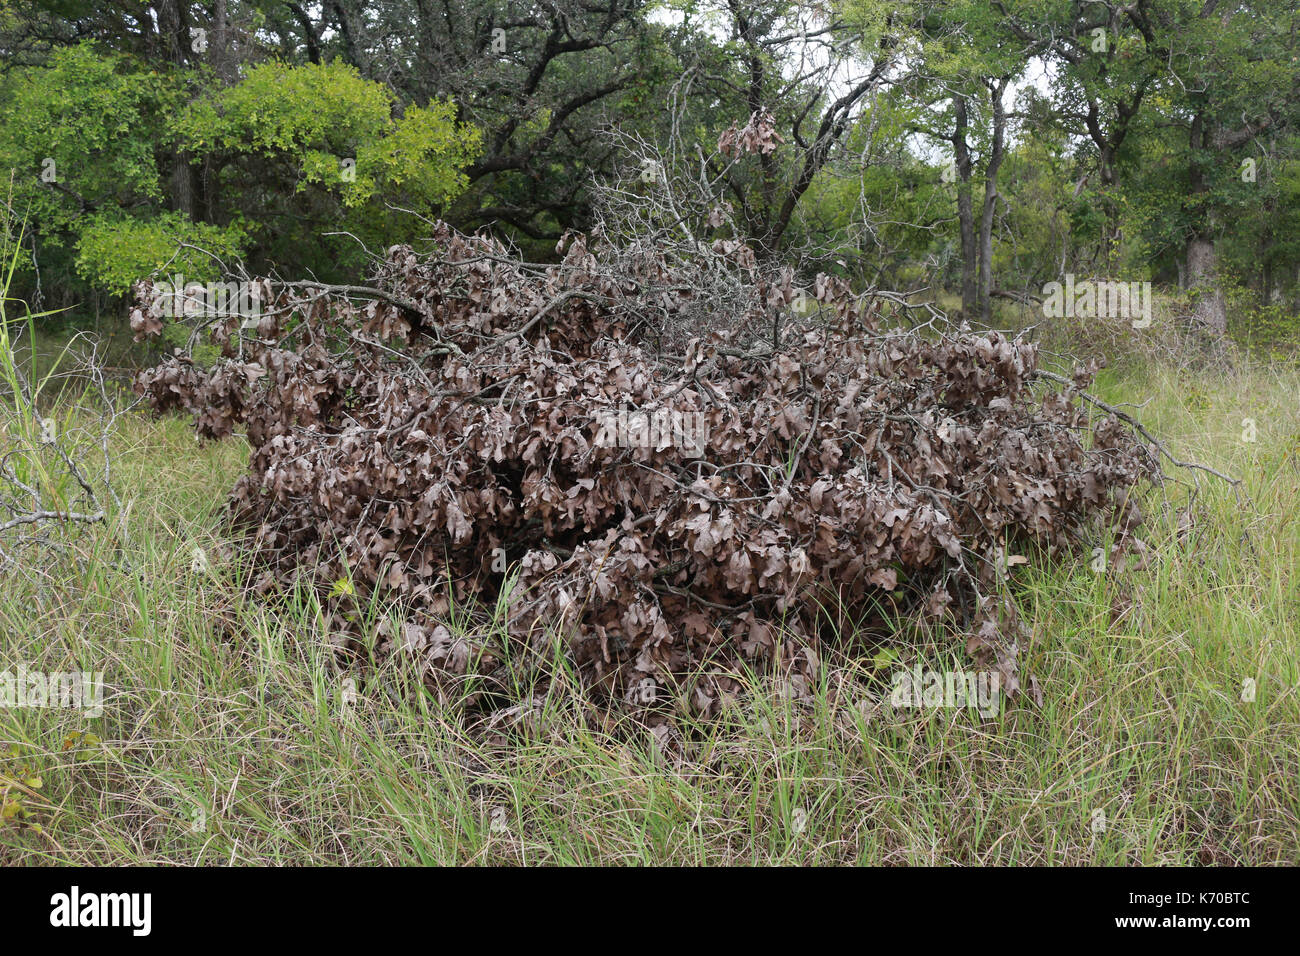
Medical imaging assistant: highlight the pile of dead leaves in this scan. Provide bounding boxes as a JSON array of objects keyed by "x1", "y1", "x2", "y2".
[{"x1": 133, "y1": 223, "x2": 1158, "y2": 722}]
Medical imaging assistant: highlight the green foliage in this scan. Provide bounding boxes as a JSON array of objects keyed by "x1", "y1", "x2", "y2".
[
  {"x1": 0, "y1": 50, "x2": 479, "y2": 299},
  {"x1": 0, "y1": 43, "x2": 181, "y2": 243},
  {"x1": 0, "y1": 41, "x2": 184, "y2": 305},
  {"x1": 993, "y1": 127, "x2": 1073, "y2": 287},
  {"x1": 74, "y1": 213, "x2": 248, "y2": 295},
  {"x1": 178, "y1": 59, "x2": 393, "y2": 157},
  {"x1": 177, "y1": 57, "x2": 482, "y2": 208},
  {"x1": 352, "y1": 101, "x2": 482, "y2": 210},
  {"x1": 1225, "y1": 281, "x2": 1300, "y2": 357},
  {"x1": 1118, "y1": 1, "x2": 1300, "y2": 277},
  {"x1": 1, "y1": 745, "x2": 45, "y2": 829},
  {"x1": 795, "y1": 92, "x2": 955, "y2": 288},
  {"x1": 179, "y1": 59, "x2": 480, "y2": 278}
]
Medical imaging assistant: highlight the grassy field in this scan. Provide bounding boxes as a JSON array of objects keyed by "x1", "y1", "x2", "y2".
[{"x1": 0, "y1": 358, "x2": 1296, "y2": 865}]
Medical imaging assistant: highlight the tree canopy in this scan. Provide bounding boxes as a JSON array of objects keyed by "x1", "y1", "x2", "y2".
[{"x1": 0, "y1": 0, "x2": 1297, "y2": 343}]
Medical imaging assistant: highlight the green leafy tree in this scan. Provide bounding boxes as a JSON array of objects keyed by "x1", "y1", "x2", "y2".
[
  {"x1": 0, "y1": 43, "x2": 209, "y2": 302},
  {"x1": 178, "y1": 59, "x2": 481, "y2": 277},
  {"x1": 0, "y1": 46, "x2": 480, "y2": 306}
]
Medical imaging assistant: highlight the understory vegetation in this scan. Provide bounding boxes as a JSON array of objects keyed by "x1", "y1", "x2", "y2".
[{"x1": 1, "y1": 353, "x2": 1296, "y2": 864}]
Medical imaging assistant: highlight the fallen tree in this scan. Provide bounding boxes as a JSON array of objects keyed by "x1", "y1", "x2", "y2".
[{"x1": 132, "y1": 222, "x2": 1159, "y2": 719}]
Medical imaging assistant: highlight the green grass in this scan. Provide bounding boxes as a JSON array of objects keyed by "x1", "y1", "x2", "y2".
[{"x1": 0, "y1": 360, "x2": 1297, "y2": 865}]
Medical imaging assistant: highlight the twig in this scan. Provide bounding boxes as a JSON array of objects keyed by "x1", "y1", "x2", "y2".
[{"x1": 1032, "y1": 369, "x2": 1242, "y2": 487}]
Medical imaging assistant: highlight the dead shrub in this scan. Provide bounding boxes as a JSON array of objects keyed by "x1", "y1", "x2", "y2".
[{"x1": 132, "y1": 223, "x2": 1160, "y2": 723}]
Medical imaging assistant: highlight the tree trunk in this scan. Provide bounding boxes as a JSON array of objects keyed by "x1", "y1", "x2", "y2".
[
  {"x1": 1185, "y1": 111, "x2": 1226, "y2": 334},
  {"x1": 158, "y1": 0, "x2": 198, "y2": 219},
  {"x1": 978, "y1": 78, "x2": 1008, "y2": 325},
  {"x1": 212, "y1": 0, "x2": 234, "y2": 81},
  {"x1": 328, "y1": 0, "x2": 364, "y2": 70},
  {"x1": 1186, "y1": 233, "x2": 1227, "y2": 334},
  {"x1": 952, "y1": 96, "x2": 977, "y2": 319}
]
